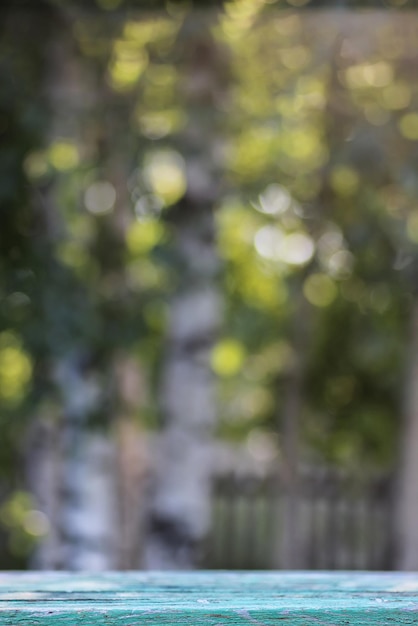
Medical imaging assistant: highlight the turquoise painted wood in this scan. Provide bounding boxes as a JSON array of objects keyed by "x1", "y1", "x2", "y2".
[{"x1": 1, "y1": 571, "x2": 418, "y2": 624}]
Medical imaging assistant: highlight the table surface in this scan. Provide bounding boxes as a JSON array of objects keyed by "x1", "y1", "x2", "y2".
[{"x1": 1, "y1": 571, "x2": 418, "y2": 624}]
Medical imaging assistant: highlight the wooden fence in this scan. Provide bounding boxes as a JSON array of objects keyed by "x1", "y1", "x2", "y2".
[{"x1": 204, "y1": 468, "x2": 392, "y2": 570}]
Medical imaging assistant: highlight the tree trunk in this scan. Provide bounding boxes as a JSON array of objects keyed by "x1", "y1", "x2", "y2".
[
  {"x1": 54, "y1": 355, "x2": 118, "y2": 570},
  {"x1": 143, "y1": 19, "x2": 225, "y2": 570},
  {"x1": 277, "y1": 294, "x2": 311, "y2": 569},
  {"x1": 25, "y1": 415, "x2": 60, "y2": 570},
  {"x1": 33, "y1": 11, "x2": 137, "y2": 570},
  {"x1": 395, "y1": 298, "x2": 418, "y2": 570},
  {"x1": 114, "y1": 356, "x2": 149, "y2": 570},
  {"x1": 142, "y1": 174, "x2": 222, "y2": 569},
  {"x1": 279, "y1": 366, "x2": 304, "y2": 569}
]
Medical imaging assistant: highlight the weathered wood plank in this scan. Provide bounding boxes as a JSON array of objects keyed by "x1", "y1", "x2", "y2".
[{"x1": 1, "y1": 571, "x2": 418, "y2": 624}]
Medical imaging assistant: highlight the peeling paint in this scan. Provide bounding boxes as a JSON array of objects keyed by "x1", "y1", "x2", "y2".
[{"x1": 1, "y1": 572, "x2": 418, "y2": 624}]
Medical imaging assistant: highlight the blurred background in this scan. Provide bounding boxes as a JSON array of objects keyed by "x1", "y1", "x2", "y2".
[{"x1": 1, "y1": 0, "x2": 418, "y2": 572}]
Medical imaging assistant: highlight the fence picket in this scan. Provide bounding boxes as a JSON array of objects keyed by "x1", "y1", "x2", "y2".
[{"x1": 205, "y1": 468, "x2": 391, "y2": 570}]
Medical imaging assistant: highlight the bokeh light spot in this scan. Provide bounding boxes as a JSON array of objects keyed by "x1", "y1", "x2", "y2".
[
  {"x1": 330, "y1": 166, "x2": 359, "y2": 196},
  {"x1": 254, "y1": 227, "x2": 313, "y2": 266},
  {"x1": 49, "y1": 141, "x2": 79, "y2": 171},
  {"x1": 143, "y1": 150, "x2": 187, "y2": 206},
  {"x1": 254, "y1": 225, "x2": 283, "y2": 261},
  {"x1": 407, "y1": 212, "x2": 418, "y2": 243},
  {"x1": 211, "y1": 339, "x2": 246, "y2": 377},
  {"x1": 22, "y1": 510, "x2": 50, "y2": 537},
  {"x1": 280, "y1": 232, "x2": 314, "y2": 266},
  {"x1": 24, "y1": 151, "x2": 48, "y2": 179},
  {"x1": 0, "y1": 333, "x2": 32, "y2": 405},
  {"x1": 257, "y1": 184, "x2": 291, "y2": 215},
  {"x1": 126, "y1": 219, "x2": 165, "y2": 255},
  {"x1": 327, "y1": 249, "x2": 354, "y2": 279},
  {"x1": 108, "y1": 45, "x2": 148, "y2": 91},
  {"x1": 399, "y1": 113, "x2": 418, "y2": 140},
  {"x1": 345, "y1": 61, "x2": 393, "y2": 88},
  {"x1": 382, "y1": 82, "x2": 411, "y2": 110},
  {"x1": 303, "y1": 273, "x2": 337, "y2": 307},
  {"x1": 84, "y1": 181, "x2": 116, "y2": 215}
]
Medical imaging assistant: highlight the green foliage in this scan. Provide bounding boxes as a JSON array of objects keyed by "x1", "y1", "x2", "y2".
[{"x1": 2, "y1": 0, "x2": 418, "y2": 567}]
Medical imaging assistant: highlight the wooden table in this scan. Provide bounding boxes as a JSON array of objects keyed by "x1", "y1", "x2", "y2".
[{"x1": 1, "y1": 571, "x2": 418, "y2": 624}]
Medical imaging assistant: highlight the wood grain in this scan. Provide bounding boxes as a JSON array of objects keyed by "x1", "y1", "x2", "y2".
[{"x1": 1, "y1": 571, "x2": 418, "y2": 624}]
